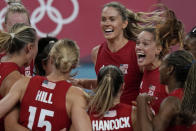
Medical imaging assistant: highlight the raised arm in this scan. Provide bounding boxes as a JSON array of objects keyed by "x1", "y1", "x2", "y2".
[
  {"x1": 152, "y1": 96, "x2": 180, "y2": 131},
  {"x1": 136, "y1": 94, "x2": 180, "y2": 131},
  {"x1": 136, "y1": 93, "x2": 153, "y2": 131},
  {"x1": 66, "y1": 86, "x2": 92, "y2": 131}
]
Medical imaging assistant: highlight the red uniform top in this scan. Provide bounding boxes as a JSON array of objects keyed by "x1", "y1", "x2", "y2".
[
  {"x1": 168, "y1": 88, "x2": 184, "y2": 100},
  {"x1": 20, "y1": 61, "x2": 34, "y2": 76},
  {"x1": 139, "y1": 68, "x2": 168, "y2": 113},
  {"x1": 19, "y1": 76, "x2": 71, "y2": 131},
  {"x1": 168, "y1": 123, "x2": 196, "y2": 131},
  {"x1": 95, "y1": 41, "x2": 142, "y2": 105},
  {"x1": 0, "y1": 62, "x2": 21, "y2": 131},
  {"x1": 0, "y1": 52, "x2": 34, "y2": 76},
  {"x1": 89, "y1": 103, "x2": 133, "y2": 131}
]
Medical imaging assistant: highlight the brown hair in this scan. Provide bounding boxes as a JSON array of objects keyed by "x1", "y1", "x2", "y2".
[
  {"x1": 164, "y1": 50, "x2": 196, "y2": 126},
  {"x1": 88, "y1": 65, "x2": 124, "y2": 117},
  {"x1": 180, "y1": 60, "x2": 196, "y2": 125},
  {"x1": 102, "y1": 2, "x2": 168, "y2": 41},
  {"x1": 142, "y1": 5, "x2": 185, "y2": 59}
]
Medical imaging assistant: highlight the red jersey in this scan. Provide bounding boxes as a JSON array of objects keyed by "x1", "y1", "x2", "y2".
[
  {"x1": 19, "y1": 61, "x2": 34, "y2": 76},
  {"x1": 168, "y1": 88, "x2": 184, "y2": 100},
  {"x1": 0, "y1": 53, "x2": 34, "y2": 76},
  {"x1": 139, "y1": 68, "x2": 168, "y2": 113},
  {"x1": 19, "y1": 76, "x2": 71, "y2": 131},
  {"x1": 0, "y1": 62, "x2": 20, "y2": 131},
  {"x1": 0, "y1": 62, "x2": 21, "y2": 86},
  {"x1": 95, "y1": 41, "x2": 142, "y2": 105},
  {"x1": 90, "y1": 103, "x2": 133, "y2": 131}
]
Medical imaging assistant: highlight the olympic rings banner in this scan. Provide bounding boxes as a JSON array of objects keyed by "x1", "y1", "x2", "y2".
[{"x1": 3, "y1": 0, "x2": 188, "y2": 62}]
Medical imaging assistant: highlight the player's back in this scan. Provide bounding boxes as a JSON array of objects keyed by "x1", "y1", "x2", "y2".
[
  {"x1": 19, "y1": 76, "x2": 71, "y2": 131},
  {"x1": 90, "y1": 103, "x2": 133, "y2": 131}
]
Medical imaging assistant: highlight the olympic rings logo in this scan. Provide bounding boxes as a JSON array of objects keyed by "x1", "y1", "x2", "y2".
[{"x1": 0, "y1": 0, "x2": 79, "y2": 37}]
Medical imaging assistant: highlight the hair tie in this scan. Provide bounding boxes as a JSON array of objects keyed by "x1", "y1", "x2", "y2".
[
  {"x1": 10, "y1": 33, "x2": 15, "y2": 39},
  {"x1": 49, "y1": 40, "x2": 55, "y2": 44}
]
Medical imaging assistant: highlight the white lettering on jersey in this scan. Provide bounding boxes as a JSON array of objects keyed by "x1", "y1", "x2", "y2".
[
  {"x1": 25, "y1": 66, "x2": 31, "y2": 76},
  {"x1": 35, "y1": 90, "x2": 53, "y2": 104},
  {"x1": 92, "y1": 117, "x2": 131, "y2": 130}
]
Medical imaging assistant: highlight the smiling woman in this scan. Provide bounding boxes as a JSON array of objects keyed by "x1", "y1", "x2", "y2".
[
  {"x1": 91, "y1": 2, "x2": 151, "y2": 105},
  {"x1": 135, "y1": 6, "x2": 185, "y2": 114}
]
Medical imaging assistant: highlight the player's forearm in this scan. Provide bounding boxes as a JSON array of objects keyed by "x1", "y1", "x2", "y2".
[
  {"x1": 4, "y1": 107, "x2": 30, "y2": 131},
  {"x1": 136, "y1": 95, "x2": 153, "y2": 131}
]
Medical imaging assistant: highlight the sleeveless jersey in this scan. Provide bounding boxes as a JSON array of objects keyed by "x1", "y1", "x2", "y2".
[
  {"x1": 0, "y1": 53, "x2": 34, "y2": 76},
  {"x1": 95, "y1": 41, "x2": 142, "y2": 105},
  {"x1": 0, "y1": 62, "x2": 20, "y2": 131},
  {"x1": 168, "y1": 88, "x2": 184, "y2": 100},
  {"x1": 19, "y1": 76, "x2": 71, "y2": 131},
  {"x1": 19, "y1": 60, "x2": 34, "y2": 76},
  {"x1": 139, "y1": 68, "x2": 168, "y2": 113},
  {"x1": 90, "y1": 103, "x2": 133, "y2": 131}
]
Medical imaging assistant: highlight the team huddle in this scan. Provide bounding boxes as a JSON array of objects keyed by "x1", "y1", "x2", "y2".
[{"x1": 0, "y1": 0, "x2": 196, "y2": 131}]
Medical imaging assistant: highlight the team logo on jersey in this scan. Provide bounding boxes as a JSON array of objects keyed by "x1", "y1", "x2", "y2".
[
  {"x1": 148, "y1": 85, "x2": 156, "y2": 96},
  {"x1": 42, "y1": 80, "x2": 56, "y2": 90},
  {"x1": 25, "y1": 66, "x2": 31, "y2": 76},
  {"x1": 104, "y1": 110, "x2": 117, "y2": 117},
  {"x1": 119, "y1": 64, "x2": 128, "y2": 74}
]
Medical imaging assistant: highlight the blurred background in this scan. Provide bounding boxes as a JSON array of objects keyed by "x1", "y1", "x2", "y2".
[{"x1": 0, "y1": 0, "x2": 195, "y2": 78}]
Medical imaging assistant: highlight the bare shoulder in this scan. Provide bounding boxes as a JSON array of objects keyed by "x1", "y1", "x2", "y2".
[
  {"x1": 16, "y1": 76, "x2": 31, "y2": 85},
  {"x1": 67, "y1": 86, "x2": 88, "y2": 99},
  {"x1": 1, "y1": 71, "x2": 23, "y2": 95},
  {"x1": 12, "y1": 76, "x2": 31, "y2": 93},
  {"x1": 152, "y1": 96, "x2": 181, "y2": 131},
  {"x1": 91, "y1": 45, "x2": 100, "y2": 64},
  {"x1": 160, "y1": 96, "x2": 181, "y2": 109},
  {"x1": 158, "y1": 96, "x2": 181, "y2": 118}
]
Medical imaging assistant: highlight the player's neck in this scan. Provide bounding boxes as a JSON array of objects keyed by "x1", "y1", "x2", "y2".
[
  {"x1": 168, "y1": 78, "x2": 183, "y2": 93},
  {"x1": 107, "y1": 37, "x2": 128, "y2": 53},
  {"x1": 113, "y1": 93, "x2": 121, "y2": 107},
  {"x1": 47, "y1": 69, "x2": 70, "y2": 82},
  {"x1": 1, "y1": 53, "x2": 25, "y2": 67}
]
